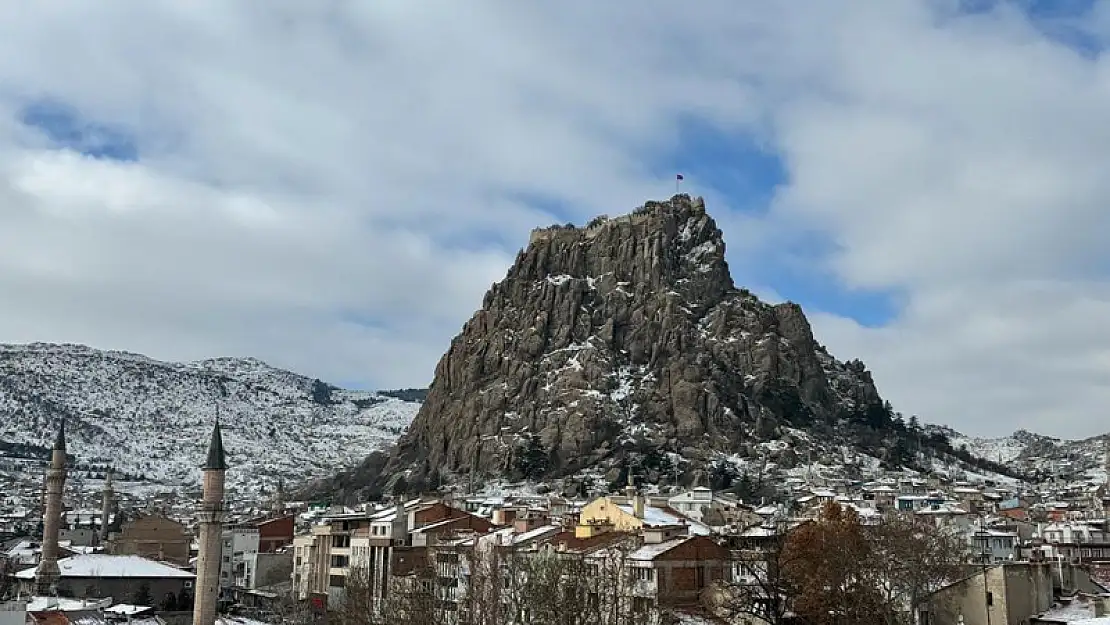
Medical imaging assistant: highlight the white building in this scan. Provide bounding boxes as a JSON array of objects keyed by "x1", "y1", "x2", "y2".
[{"x1": 220, "y1": 527, "x2": 260, "y2": 590}]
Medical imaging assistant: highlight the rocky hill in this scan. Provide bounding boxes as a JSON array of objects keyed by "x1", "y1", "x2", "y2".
[
  {"x1": 316, "y1": 195, "x2": 1015, "y2": 501},
  {"x1": 942, "y1": 426, "x2": 1108, "y2": 484},
  {"x1": 0, "y1": 343, "x2": 420, "y2": 493}
]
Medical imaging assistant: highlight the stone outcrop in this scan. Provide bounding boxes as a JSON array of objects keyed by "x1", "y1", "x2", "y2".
[{"x1": 390, "y1": 195, "x2": 885, "y2": 480}]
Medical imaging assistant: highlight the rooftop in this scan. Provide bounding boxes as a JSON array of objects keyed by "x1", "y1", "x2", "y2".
[{"x1": 15, "y1": 555, "x2": 195, "y2": 580}]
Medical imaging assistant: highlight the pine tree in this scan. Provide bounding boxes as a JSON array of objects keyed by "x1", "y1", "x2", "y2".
[
  {"x1": 132, "y1": 581, "x2": 153, "y2": 606},
  {"x1": 310, "y1": 379, "x2": 333, "y2": 405}
]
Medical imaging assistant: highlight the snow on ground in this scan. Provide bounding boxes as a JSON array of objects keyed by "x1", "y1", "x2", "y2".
[
  {"x1": 0, "y1": 343, "x2": 420, "y2": 494},
  {"x1": 948, "y1": 432, "x2": 1027, "y2": 464}
]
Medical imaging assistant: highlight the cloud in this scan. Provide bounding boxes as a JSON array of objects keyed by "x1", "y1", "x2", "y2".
[{"x1": 0, "y1": 1, "x2": 1106, "y2": 437}]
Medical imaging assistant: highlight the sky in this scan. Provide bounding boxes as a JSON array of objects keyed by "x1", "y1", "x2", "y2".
[{"x1": 1, "y1": 1, "x2": 1109, "y2": 439}]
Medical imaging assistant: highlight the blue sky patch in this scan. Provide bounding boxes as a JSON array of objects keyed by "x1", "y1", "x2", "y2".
[
  {"x1": 663, "y1": 118, "x2": 901, "y2": 326},
  {"x1": 19, "y1": 99, "x2": 139, "y2": 161},
  {"x1": 660, "y1": 117, "x2": 785, "y2": 215}
]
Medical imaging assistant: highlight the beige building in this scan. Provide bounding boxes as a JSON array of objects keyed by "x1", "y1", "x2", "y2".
[
  {"x1": 106, "y1": 514, "x2": 192, "y2": 566},
  {"x1": 293, "y1": 500, "x2": 490, "y2": 609},
  {"x1": 576, "y1": 491, "x2": 711, "y2": 539},
  {"x1": 917, "y1": 562, "x2": 1054, "y2": 625},
  {"x1": 294, "y1": 503, "x2": 414, "y2": 606}
]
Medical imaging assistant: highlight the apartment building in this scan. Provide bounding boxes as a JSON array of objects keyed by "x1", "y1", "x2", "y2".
[{"x1": 292, "y1": 499, "x2": 484, "y2": 608}]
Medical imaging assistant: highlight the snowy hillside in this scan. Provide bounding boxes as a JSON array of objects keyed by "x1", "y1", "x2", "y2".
[
  {"x1": 941, "y1": 426, "x2": 1108, "y2": 484},
  {"x1": 0, "y1": 343, "x2": 420, "y2": 493}
]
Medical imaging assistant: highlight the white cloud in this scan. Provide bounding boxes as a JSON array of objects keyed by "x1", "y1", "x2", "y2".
[{"x1": 0, "y1": 1, "x2": 1106, "y2": 437}]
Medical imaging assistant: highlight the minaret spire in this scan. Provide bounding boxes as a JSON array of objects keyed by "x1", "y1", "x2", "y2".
[
  {"x1": 100, "y1": 468, "x2": 114, "y2": 544},
  {"x1": 193, "y1": 417, "x2": 228, "y2": 625},
  {"x1": 204, "y1": 416, "x2": 228, "y2": 471},
  {"x1": 36, "y1": 419, "x2": 68, "y2": 595}
]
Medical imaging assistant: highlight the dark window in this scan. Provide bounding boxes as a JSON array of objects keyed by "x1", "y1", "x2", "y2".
[{"x1": 329, "y1": 575, "x2": 346, "y2": 588}]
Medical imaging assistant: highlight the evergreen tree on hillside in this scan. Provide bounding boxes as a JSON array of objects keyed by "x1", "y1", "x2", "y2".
[
  {"x1": 515, "y1": 434, "x2": 549, "y2": 481},
  {"x1": 311, "y1": 379, "x2": 333, "y2": 405}
]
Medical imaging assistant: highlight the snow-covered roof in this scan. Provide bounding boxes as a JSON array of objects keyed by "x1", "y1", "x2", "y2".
[
  {"x1": 628, "y1": 538, "x2": 686, "y2": 561},
  {"x1": 25, "y1": 597, "x2": 113, "y2": 612},
  {"x1": 615, "y1": 504, "x2": 712, "y2": 536},
  {"x1": 104, "y1": 604, "x2": 152, "y2": 615},
  {"x1": 917, "y1": 501, "x2": 968, "y2": 515},
  {"x1": 739, "y1": 526, "x2": 778, "y2": 538},
  {"x1": 216, "y1": 618, "x2": 275, "y2": 625},
  {"x1": 15, "y1": 554, "x2": 195, "y2": 579},
  {"x1": 512, "y1": 524, "x2": 561, "y2": 545}
]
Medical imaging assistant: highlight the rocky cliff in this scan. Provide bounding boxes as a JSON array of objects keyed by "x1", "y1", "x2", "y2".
[{"x1": 387, "y1": 195, "x2": 889, "y2": 485}]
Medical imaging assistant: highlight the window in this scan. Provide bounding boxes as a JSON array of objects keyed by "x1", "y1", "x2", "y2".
[
  {"x1": 331, "y1": 555, "x2": 349, "y2": 568},
  {"x1": 634, "y1": 568, "x2": 653, "y2": 581},
  {"x1": 329, "y1": 575, "x2": 346, "y2": 588},
  {"x1": 633, "y1": 597, "x2": 652, "y2": 613}
]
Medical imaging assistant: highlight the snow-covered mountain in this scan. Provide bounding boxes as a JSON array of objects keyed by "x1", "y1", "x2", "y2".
[
  {"x1": 0, "y1": 343, "x2": 420, "y2": 494},
  {"x1": 940, "y1": 426, "x2": 1108, "y2": 484}
]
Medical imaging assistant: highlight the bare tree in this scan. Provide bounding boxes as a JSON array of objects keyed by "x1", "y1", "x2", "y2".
[
  {"x1": 375, "y1": 567, "x2": 442, "y2": 625},
  {"x1": 705, "y1": 521, "x2": 795, "y2": 625},
  {"x1": 334, "y1": 566, "x2": 376, "y2": 625},
  {"x1": 781, "y1": 503, "x2": 883, "y2": 625},
  {"x1": 270, "y1": 594, "x2": 320, "y2": 625},
  {"x1": 773, "y1": 503, "x2": 966, "y2": 625},
  {"x1": 0, "y1": 558, "x2": 13, "y2": 600},
  {"x1": 865, "y1": 514, "x2": 966, "y2": 625}
]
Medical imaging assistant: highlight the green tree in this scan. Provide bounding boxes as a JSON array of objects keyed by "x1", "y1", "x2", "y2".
[
  {"x1": 515, "y1": 434, "x2": 549, "y2": 480},
  {"x1": 132, "y1": 581, "x2": 153, "y2": 606},
  {"x1": 311, "y1": 378, "x2": 333, "y2": 405}
]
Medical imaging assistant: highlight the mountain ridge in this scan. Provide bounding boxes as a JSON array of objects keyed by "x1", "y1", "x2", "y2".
[{"x1": 0, "y1": 342, "x2": 420, "y2": 494}]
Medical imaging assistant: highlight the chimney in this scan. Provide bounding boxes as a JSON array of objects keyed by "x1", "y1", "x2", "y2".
[{"x1": 633, "y1": 494, "x2": 645, "y2": 520}]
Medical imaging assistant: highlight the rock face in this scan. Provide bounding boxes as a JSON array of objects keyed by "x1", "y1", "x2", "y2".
[{"x1": 393, "y1": 195, "x2": 885, "y2": 480}]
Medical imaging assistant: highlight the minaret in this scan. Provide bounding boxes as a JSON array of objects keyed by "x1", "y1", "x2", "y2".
[
  {"x1": 193, "y1": 420, "x2": 228, "y2": 625},
  {"x1": 36, "y1": 420, "x2": 68, "y2": 595},
  {"x1": 1103, "y1": 439, "x2": 1110, "y2": 534},
  {"x1": 272, "y1": 478, "x2": 284, "y2": 517},
  {"x1": 99, "y1": 468, "x2": 114, "y2": 544}
]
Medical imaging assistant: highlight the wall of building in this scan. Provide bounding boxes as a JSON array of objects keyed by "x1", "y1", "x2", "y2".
[
  {"x1": 0, "y1": 601, "x2": 26, "y2": 625},
  {"x1": 107, "y1": 515, "x2": 191, "y2": 566},
  {"x1": 257, "y1": 516, "x2": 294, "y2": 553},
  {"x1": 923, "y1": 563, "x2": 1054, "y2": 625},
  {"x1": 60, "y1": 527, "x2": 98, "y2": 548},
  {"x1": 577, "y1": 497, "x2": 641, "y2": 535},
  {"x1": 248, "y1": 551, "x2": 293, "y2": 589},
  {"x1": 56, "y1": 576, "x2": 194, "y2": 606}
]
